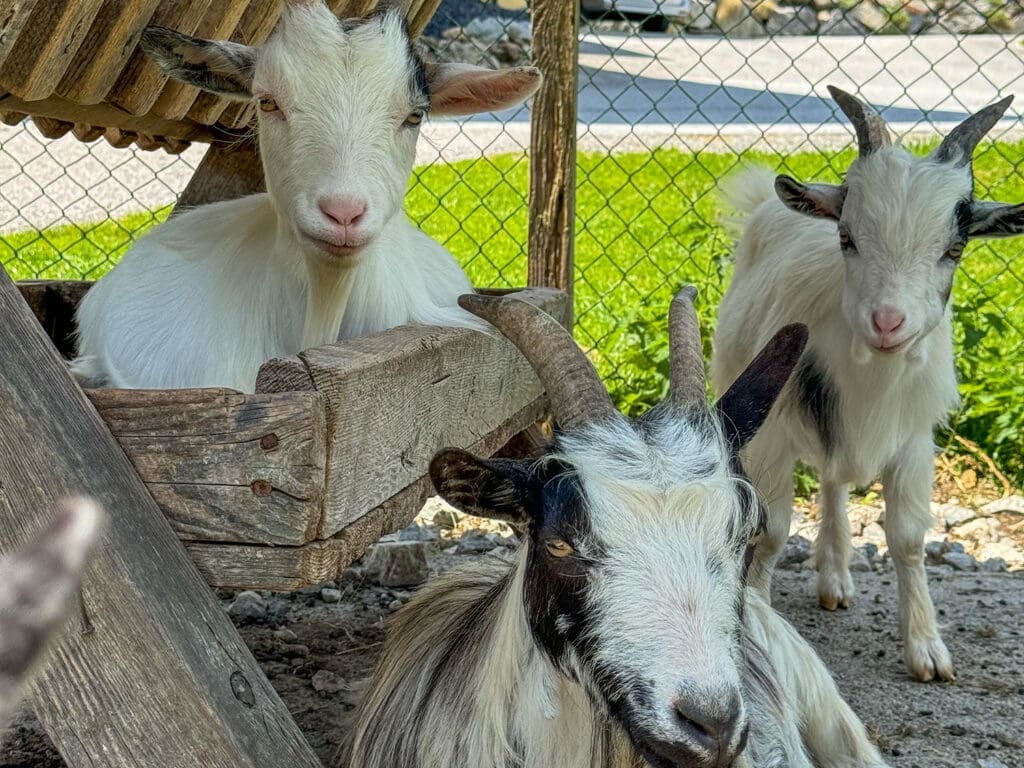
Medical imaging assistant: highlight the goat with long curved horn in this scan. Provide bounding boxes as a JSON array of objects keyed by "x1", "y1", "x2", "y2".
[
  {"x1": 668, "y1": 285, "x2": 706, "y2": 407},
  {"x1": 932, "y1": 95, "x2": 1014, "y2": 166},
  {"x1": 457, "y1": 293, "x2": 616, "y2": 430},
  {"x1": 828, "y1": 85, "x2": 892, "y2": 157}
]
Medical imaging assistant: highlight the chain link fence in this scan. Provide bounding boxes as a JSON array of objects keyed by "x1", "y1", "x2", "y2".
[{"x1": 0, "y1": 0, "x2": 1021, "y2": 484}]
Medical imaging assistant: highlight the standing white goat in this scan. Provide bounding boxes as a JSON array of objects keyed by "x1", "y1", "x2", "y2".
[
  {"x1": 712, "y1": 86, "x2": 1024, "y2": 682},
  {"x1": 71, "y1": 0, "x2": 540, "y2": 391},
  {"x1": 342, "y1": 289, "x2": 888, "y2": 768}
]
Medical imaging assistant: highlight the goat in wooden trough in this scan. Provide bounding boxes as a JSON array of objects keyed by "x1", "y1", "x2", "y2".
[
  {"x1": 71, "y1": 0, "x2": 541, "y2": 391},
  {"x1": 0, "y1": 499, "x2": 103, "y2": 731},
  {"x1": 712, "y1": 88, "x2": 1024, "y2": 682},
  {"x1": 342, "y1": 290, "x2": 888, "y2": 768}
]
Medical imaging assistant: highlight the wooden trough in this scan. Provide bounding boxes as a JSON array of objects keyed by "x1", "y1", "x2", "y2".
[{"x1": 17, "y1": 279, "x2": 564, "y2": 592}]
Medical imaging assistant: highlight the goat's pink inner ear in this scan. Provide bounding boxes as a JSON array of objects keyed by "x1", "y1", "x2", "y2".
[{"x1": 428, "y1": 65, "x2": 541, "y2": 117}]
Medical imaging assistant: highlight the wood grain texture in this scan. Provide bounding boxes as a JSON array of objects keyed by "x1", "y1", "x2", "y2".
[
  {"x1": 87, "y1": 387, "x2": 328, "y2": 546},
  {"x1": 528, "y1": 0, "x2": 578, "y2": 319},
  {"x1": 0, "y1": 266, "x2": 322, "y2": 768},
  {"x1": 0, "y1": 1, "x2": 42, "y2": 71},
  {"x1": 188, "y1": 397, "x2": 547, "y2": 590},
  {"x1": 56, "y1": 0, "x2": 163, "y2": 105},
  {"x1": 106, "y1": 0, "x2": 215, "y2": 116},
  {"x1": 0, "y1": 0, "x2": 104, "y2": 101},
  {"x1": 289, "y1": 288, "x2": 566, "y2": 537},
  {"x1": 173, "y1": 139, "x2": 265, "y2": 214}
]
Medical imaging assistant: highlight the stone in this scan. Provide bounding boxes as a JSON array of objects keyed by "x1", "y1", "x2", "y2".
[
  {"x1": 457, "y1": 529, "x2": 503, "y2": 554},
  {"x1": 765, "y1": 5, "x2": 818, "y2": 33},
  {"x1": 362, "y1": 540, "x2": 430, "y2": 588},
  {"x1": 778, "y1": 535, "x2": 812, "y2": 569},
  {"x1": 397, "y1": 523, "x2": 439, "y2": 543},
  {"x1": 311, "y1": 670, "x2": 346, "y2": 694},
  {"x1": 227, "y1": 590, "x2": 267, "y2": 622},
  {"x1": 819, "y1": 11, "x2": 868, "y2": 34},
  {"x1": 431, "y1": 505, "x2": 461, "y2": 530},
  {"x1": 462, "y1": 17, "x2": 509, "y2": 44},
  {"x1": 954, "y1": 517, "x2": 999, "y2": 544},
  {"x1": 941, "y1": 552, "x2": 977, "y2": 572},
  {"x1": 321, "y1": 588, "x2": 342, "y2": 603},
  {"x1": 934, "y1": 502, "x2": 974, "y2": 530},
  {"x1": 861, "y1": 522, "x2": 886, "y2": 545},
  {"x1": 505, "y1": 20, "x2": 532, "y2": 43},
  {"x1": 980, "y1": 558, "x2": 1008, "y2": 573},
  {"x1": 849, "y1": 549, "x2": 871, "y2": 573},
  {"x1": 715, "y1": 0, "x2": 768, "y2": 36},
  {"x1": 686, "y1": 0, "x2": 717, "y2": 30},
  {"x1": 980, "y1": 495, "x2": 1024, "y2": 516},
  {"x1": 978, "y1": 758, "x2": 1009, "y2": 768},
  {"x1": 859, "y1": 542, "x2": 879, "y2": 561},
  {"x1": 849, "y1": 0, "x2": 888, "y2": 30},
  {"x1": 934, "y1": 6, "x2": 986, "y2": 33},
  {"x1": 924, "y1": 540, "x2": 945, "y2": 565},
  {"x1": 979, "y1": 540, "x2": 1024, "y2": 570},
  {"x1": 273, "y1": 628, "x2": 298, "y2": 643},
  {"x1": 388, "y1": 599, "x2": 404, "y2": 611},
  {"x1": 946, "y1": 540, "x2": 966, "y2": 554}
]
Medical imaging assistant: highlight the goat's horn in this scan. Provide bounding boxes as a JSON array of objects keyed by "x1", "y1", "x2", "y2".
[
  {"x1": 828, "y1": 85, "x2": 891, "y2": 157},
  {"x1": 458, "y1": 293, "x2": 616, "y2": 431},
  {"x1": 668, "y1": 286, "x2": 707, "y2": 407},
  {"x1": 932, "y1": 96, "x2": 1014, "y2": 167}
]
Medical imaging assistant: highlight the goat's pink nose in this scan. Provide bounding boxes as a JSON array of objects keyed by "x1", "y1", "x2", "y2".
[
  {"x1": 871, "y1": 307, "x2": 906, "y2": 335},
  {"x1": 318, "y1": 196, "x2": 367, "y2": 228}
]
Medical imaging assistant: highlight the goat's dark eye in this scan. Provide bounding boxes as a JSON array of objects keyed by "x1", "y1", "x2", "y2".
[
  {"x1": 405, "y1": 109, "x2": 425, "y2": 127},
  {"x1": 545, "y1": 538, "x2": 574, "y2": 558},
  {"x1": 838, "y1": 228, "x2": 856, "y2": 253},
  {"x1": 943, "y1": 243, "x2": 965, "y2": 263},
  {"x1": 258, "y1": 97, "x2": 279, "y2": 114}
]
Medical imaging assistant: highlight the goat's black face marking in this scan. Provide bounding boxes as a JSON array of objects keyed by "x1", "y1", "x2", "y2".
[{"x1": 794, "y1": 350, "x2": 841, "y2": 457}]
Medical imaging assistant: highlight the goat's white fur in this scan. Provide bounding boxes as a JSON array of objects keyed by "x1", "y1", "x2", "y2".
[
  {"x1": 713, "y1": 163, "x2": 961, "y2": 681},
  {"x1": 72, "y1": 4, "x2": 539, "y2": 391}
]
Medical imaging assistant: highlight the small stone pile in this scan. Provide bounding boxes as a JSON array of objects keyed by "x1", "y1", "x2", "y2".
[{"x1": 420, "y1": 17, "x2": 532, "y2": 70}]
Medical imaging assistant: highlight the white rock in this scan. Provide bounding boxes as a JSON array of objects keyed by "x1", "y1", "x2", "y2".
[{"x1": 980, "y1": 495, "x2": 1024, "y2": 516}]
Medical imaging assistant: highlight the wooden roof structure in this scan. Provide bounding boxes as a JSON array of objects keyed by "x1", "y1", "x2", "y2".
[{"x1": 0, "y1": 0, "x2": 443, "y2": 153}]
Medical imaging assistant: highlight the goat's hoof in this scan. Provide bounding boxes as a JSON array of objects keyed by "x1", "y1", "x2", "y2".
[
  {"x1": 817, "y1": 570, "x2": 854, "y2": 611},
  {"x1": 905, "y1": 636, "x2": 955, "y2": 682}
]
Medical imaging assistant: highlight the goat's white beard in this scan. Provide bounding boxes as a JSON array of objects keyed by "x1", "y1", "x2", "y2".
[
  {"x1": 849, "y1": 334, "x2": 873, "y2": 366},
  {"x1": 302, "y1": 256, "x2": 358, "y2": 350}
]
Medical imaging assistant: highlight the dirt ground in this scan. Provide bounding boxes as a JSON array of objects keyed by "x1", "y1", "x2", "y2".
[{"x1": 3, "y1": 511, "x2": 1023, "y2": 768}]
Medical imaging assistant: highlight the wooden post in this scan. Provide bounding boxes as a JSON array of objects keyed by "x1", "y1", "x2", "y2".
[
  {"x1": 528, "y1": 0, "x2": 578, "y2": 323},
  {"x1": 0, "y1": 268, "x2": 322, "y2": 768},
  {"x1": 173, "y1": 138, "x2": 265, "y2": 214}
]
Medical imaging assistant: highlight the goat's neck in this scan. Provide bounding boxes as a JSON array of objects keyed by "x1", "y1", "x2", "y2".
[
  {"x1": 300, "y1": 255, "x2": 358, "y2": 350},
  {"x1": 473, "y1": 550, "x2": 632, "y2": 768}
]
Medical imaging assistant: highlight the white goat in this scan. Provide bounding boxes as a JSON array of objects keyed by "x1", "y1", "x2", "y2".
[
  {"x1": 342, "y1": 290, "x2": 888, "y2": 768},
  {"x1": 712, "y1": 86, "x2": 1024, "y2": 682},
  {"x1": 71, "y1": 0, "x2": 540, "y2": 391},
  {"x1": 0, "y1": 499, "x2": 103, "y2": 731}
]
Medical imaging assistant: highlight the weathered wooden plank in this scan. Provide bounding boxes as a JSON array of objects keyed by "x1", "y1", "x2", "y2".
[
  {"x1": 173, "y1": 139, "x2": 265, "y2": 213},
  {"x1": 0, "y1": 1, "x2": 42, "y2": 72},
  {"x1": 286, "y1": 288, "x2": 566, "y2": 538},
  {"x1": 56, "y1": 0, "x2": 163, "y2": 105},
  {"x1": 0, "y1": 93, "x2": 220, "y2": 144},
  {"x1": 409, "y1": 0, "x2": 444, "y2": 37},
  {"x1": 256, "y1": 353, "x2": 317, "y2": 394},
  {"x1": 106, "y1": 0, "x2": 215, "y2": 117},
  {"x1": 0, "y1": 266, "x2": 322, "y2": 768},
  {"x1": 188, "y1": 396, "x2": 547, "y2": 590},
  {"x1": 87, "y1": 387, "x2": 327, "y2": 546},
  {"x1": 0, "y1": 0, "x2": 104, "y2": 102},
  {"x1": 528, "y1": 0, "x2": 578, "y2": 318}
]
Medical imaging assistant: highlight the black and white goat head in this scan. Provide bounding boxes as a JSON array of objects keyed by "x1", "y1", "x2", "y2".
[
  {"x1": 345, "y1": 288, "x2": 828, "y2": 768},
  {"x1": 775, "y1": 87, "x2": 1023, "y2": 363}
]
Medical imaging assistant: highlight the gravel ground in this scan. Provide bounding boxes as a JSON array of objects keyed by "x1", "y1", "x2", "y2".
[{"x1": 3, "y1": 499, "x2": 1022, "y2": 768}]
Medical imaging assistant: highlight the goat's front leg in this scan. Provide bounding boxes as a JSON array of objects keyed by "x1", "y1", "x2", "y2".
[
  {"x1": 815, "y1": 480, "x2": 854, "y2": 610},
  {"x1": 882, "y1": 439, "x2": 954, "y2": 682},
  {"x1": 745, "y1": 454, "x2": 796, "y2": 603}
]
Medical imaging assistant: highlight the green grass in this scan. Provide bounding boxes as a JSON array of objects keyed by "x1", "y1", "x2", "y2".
[{"x1": 4, "y1": 143, "x2": 1023, "y2": 484}]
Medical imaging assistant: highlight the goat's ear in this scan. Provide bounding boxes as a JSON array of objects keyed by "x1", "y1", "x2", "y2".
[
  {"x1": 715, "y1": 324, "x2": 809, "y2": 451},
  {"x1": 426, "y1": 64, "x2": 541, "y2": 117},
  {"x1": 968, "y1": 200, "x2": 1024, "y2": 239},
  {"x1": 140, "y1": 27, "x2": 255, "y2": 100},
  {"x1": 429, "y1": 449, "x2": 532, "y2": 524},
  {"x1": 775, "y1": 175, "x2": 845, "y2": 221}
]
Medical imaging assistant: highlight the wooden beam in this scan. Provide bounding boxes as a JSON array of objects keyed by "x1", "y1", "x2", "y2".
[
  {"x1": 0, "y1": 267, "x2": 322, "y2": 768},
  {"x1": 259, "y1": 288, "x2": 567, "y2": 538},
  {"x1": 173, "y1": 139, "x2": 265, "y2": 213},
  {"x1": 528, "y1": 0, "x2": 579, "y2": 322}
]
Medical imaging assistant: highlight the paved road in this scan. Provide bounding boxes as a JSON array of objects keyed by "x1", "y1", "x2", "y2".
[{"x1": 3, "y1": 34, "x2": 1022, "y2": 234}]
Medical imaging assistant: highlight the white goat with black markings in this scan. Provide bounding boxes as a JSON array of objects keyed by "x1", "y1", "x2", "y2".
[
  {"x1": 0, "y1": 499, "x2": 104, "y2": 732},
  {"x1": 341, "y1": 289, "x2": 888, "y2": 768},
  {"x1": 71, "y1": 0, "x2": 540, "y2": 391},
  {"x1": 712, "y1": 86, "x2": 1024, "y2": 682}
]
